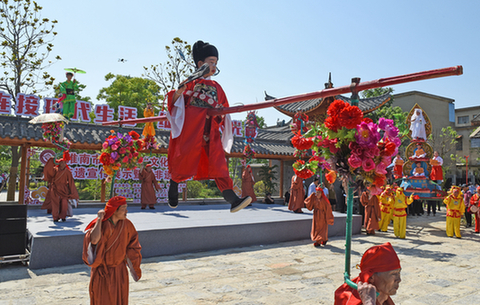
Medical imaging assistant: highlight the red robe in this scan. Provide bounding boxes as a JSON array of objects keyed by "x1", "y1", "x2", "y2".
[
  {"x1": 83, "y1": 218, "x2": 142, "y2": 305},
  {"x1": 430, "y1": 157, "x2": 443, "y2": 180},
  {"x1": 288, "y1": 175, "x2": 305, "y2": 211},
  {"x1": 360, "y1": 192, "x2": 381, "y2": 234},
  {"x1": 305, "y1": 190, "x2": 334, "y2": 242},
  {"x1": 241, "y1": 167, "x2": 257, "y2": 202},
  {"x1": 139, "y1": 169, "x2": 160, "y2": 208},
  {"x1": 50, "y1": 164, "x2": 79, "y2": 221},
  {"x1": 334, "y1": 277, "x2": 395, "y2": 305},
  {"x1": 470, "y1": 193, "x2": 480, "y2": 232},
  {"x1": 166, "y1": 79, "x2": 231, "y2": 191}
]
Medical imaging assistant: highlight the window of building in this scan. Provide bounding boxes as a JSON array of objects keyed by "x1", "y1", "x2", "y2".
[
  {"x1": 456, "y1": 138, "x2": 463, "y2": 151},
  {"x1": 457, "y1": 115, "x2": 470, "y2": 125},
  {"x1": 471, "y1": 138, "x2": 480, "y2": 148}
]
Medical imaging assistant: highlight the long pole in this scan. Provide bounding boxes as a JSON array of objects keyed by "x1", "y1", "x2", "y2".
[
  {"x1": 466, "y1": 155, "x2": 469, "y2": 185},
  {"x1": 102, "y1": 66, "x2": 463, "y2": 126}
]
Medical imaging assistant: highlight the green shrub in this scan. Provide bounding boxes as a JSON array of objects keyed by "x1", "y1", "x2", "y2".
[{"x1": 187, "y1": 180, "x2": 203, "y2": 198}]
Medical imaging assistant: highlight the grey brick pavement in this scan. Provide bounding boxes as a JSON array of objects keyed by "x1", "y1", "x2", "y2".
[{"x1": 0, "y1": 210, "x2": 479, "y2": 304}]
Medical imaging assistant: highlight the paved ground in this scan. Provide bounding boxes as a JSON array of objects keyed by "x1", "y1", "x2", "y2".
[{"x1": 0, "y1": 209, "x2": 479, "y2": 305}]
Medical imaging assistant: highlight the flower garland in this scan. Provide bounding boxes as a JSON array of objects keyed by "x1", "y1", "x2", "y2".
[
  {"x1": 243, "y1": 144, "x2": 255, "y2": 160},
  {"x1": 41, "y1": 121, "x2": 71, "y2": 151},
  {"x1": 99, "y1": 130, "x2": 144, "y2": 178},
  {"x1": 291, "y1": 99, "x2": 401, "y2": 195},
  {"x1": 243, "y1": 111, "x2": 258, "y2": 162}
]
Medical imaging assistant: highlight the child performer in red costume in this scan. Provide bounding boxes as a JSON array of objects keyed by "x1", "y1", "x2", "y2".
[{"x1": 166, "y1": 40, "x2": 251, "y2": 212}]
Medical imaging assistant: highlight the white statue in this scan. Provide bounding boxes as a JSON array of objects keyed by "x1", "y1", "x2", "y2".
[{"x1": 410, "y1": 109, "x2": 427, "y2": 140}]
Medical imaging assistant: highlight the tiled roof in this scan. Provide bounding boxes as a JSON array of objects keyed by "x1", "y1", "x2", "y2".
[
  {"x1": 275, "y1": 93, "x2": 391, "y2": 115},
  {"x1": 0, "y1": 116, "x2": 295, "y2": 157}
]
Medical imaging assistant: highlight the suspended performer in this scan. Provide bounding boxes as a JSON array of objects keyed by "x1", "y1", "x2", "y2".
[{"x1": 165, "y1": 40, "x2": 251, "y2": 212}]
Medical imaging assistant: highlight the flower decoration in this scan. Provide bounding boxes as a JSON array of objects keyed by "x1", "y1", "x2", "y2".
[
  {"x1": 243, "y1": 144, "x2": 255, "y2": 160},
  {"x1": 290, "y1": 112, "x2": 309, "y2": 134},
  {"x1": 41, "y1": 121, "x2": 71, "y2": 151},
  {"x1": 142, "y1": 134, "x2": 159, "y2": 150},
  {"x1": 99, "y1": 130, "x2": 144, "y2": 178},
  {"x1": 290, "y1": 99, "x2": 402, "y2": 195}
]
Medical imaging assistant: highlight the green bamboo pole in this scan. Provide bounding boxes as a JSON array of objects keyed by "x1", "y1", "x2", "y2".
[
  {"x1": 344, "y1": 184, "x2": 357, "y2": 290},
  {"x1": 110, "y1": 170, "x2": 117, "y2": 199}
]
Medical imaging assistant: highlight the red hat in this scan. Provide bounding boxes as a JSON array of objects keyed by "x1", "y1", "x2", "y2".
[
  {"x1": 84, "y1": 196, "x2": 127, "y2": 231},
  {"x1": 146, "y1": 164, "x2": 152, "y2": 167},
  {"x1": 358, "y1": 242, "x2": 401, "y2": 282}
]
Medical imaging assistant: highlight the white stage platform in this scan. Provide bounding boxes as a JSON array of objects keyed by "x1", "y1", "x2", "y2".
[{"x1": 26, "y1": 203, "x2": 362, "y2": 269}]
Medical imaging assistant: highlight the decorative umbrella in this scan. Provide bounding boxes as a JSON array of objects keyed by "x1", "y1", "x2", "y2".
[
  {"x1": 28, "y1": 113, "x2": 69, "y2": 124},
  {"x1": 64, "y1": 67, "x2": 86, "y2": 74}
]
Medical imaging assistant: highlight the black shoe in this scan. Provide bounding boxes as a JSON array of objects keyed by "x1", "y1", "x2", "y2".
[
  {"x1": 222, "y1": 189, "x2": 252, "y2": 213},
  {"x1": 53, "y1": 219, "x2": 59, "y2": 222},
  {"x1": 149, "y1": 206, "x2": 155, "y2": 209},
  {"x1": 61, "y1": 219, "x2": 66, "y2": 222},
  {"x1": 141, "y1": 207, "x2": 146, "y2": 210},
  {"x1": 168, "y1": 179, "x2": 179, "y2": 209}
]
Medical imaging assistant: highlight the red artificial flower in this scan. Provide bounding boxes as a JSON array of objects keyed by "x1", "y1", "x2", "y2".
[
  {"x1": 327, "y1": 99, "x2": 347, "y2": 117},
  {"x1": 413, "y1": 195, "x2": 420, "y2": 200},
  {"x1": 99, "y1": 152, "x2": 111, "y2": 165},
  {"x1": 362, "y1": 117, "x2": 373, "y2": 124},
  {"x1": 291, "y1": 131, "x2": 314, "y2": 150},
  {"x1": 294, "y1": 167, "x2": 314, "y2": 179},
  {"x1": 325, "y1": 169, "x2": 337, "y2": 184},
  {"x1": 129, "y1": 130, "x2": 140, "y2": 140},
  {"x1": 373, "y1": 174, "x2": 386, "y2": 187},
  {"x1": 324, "y1": 116, "x2": 341, "y2": 132},
  {"x1": 338, "y1": 105, "x2": 363, "y2": 129}
]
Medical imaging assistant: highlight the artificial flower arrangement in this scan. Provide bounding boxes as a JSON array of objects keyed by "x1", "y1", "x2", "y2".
[
  {"x1": 291, "y1": 99, "x2": 401, "y2": 195},
  {"x1": 41, "y1": 121, "x2": 71, "y2": 150},
  {"x1": 99, "y1": 130, "x2": 144, "y2": 180},
  {"x1": 142, "y1": 134, "x2": 159, "y2": 150}
]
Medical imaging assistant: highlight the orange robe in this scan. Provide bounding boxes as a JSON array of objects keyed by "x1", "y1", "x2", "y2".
[
  {"x1": 139, "y1": 169, "x2": 160, "y2": 208},
  {"x1": 50, "y1": 164, "x2": 79, "y2": 221},
  {"x1": 241, "y1": 167, "x2": 257, "y2": 202},
  {"x1": 335, "y1": 277, "x2": 396, "y2": 304},
  {"x1": 305, "y1": 190, "x2": 334, "y2": 243},
  {"x1": 41, "y1": 158, "x2": 56, "y2": 212},
  {"x1": 360, "y1": 192, "x2": 381, "y2": 234},
  {"x1": 142, "y1": 108, "x2": 155, "y2": 137},
  {"x1": 288, "y1": 175, "x2": 305, "y2": 211},
  {"x1": 83, "y1": 218, "x2": 142, "y2": 305}
]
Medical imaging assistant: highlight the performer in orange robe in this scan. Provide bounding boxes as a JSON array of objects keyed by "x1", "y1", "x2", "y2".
[
  {"x1": 429, "y1": 151, "x2": 443, "y2": 181},
  {"x1": 335, "y1": 242, "x2": 402, "y2": 305},
  {"x1": 392, "y1": 154, "x2": 404, "y2": 179},
  {"x1": 241, "y1": 165, "x2": 257, "y2": 203},
  {"x1": 305, "y1": 187, "x2": 334, "y2": 246},
  {"x1": 41, "y1": 157, "x2": 55, "y2": 214},
  {"x1": 288, "y1": 174, "x2": 305, "y2": 213},
  {"x1": 83, "y1": 196, "x2": 142, "y2": 305},
  {"x1": 49, "y1": 159, "x2": 79, "y2": 222},
  {"x1": 470, "y1": 186, "x2": 480, "y2": 233},
  {"x1": 142, "y1": 102, "x2": 155, "y2": 137},
  {"x1": 139, "y1": 164, "x2": 160, "y2": 209},
  {"x1": 166, "y1": 40, "x2": 251, "y2": 213},
  {"x1": 360, "y1": 188, "x2": 381, "y2": 235}
]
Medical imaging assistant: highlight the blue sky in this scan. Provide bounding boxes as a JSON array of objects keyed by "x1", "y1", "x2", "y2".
[{"x1": 38, "y1": 0, "x2": 480, "y2": 126}]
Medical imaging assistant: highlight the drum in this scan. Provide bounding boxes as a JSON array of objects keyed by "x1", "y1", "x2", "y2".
[{"x1": 470, "y1": 205, "x2": 479, "y2": 214}]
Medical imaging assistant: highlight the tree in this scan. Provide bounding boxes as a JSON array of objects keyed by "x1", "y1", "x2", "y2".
[
  {"x1": 428, "y1": 126, "x2": 463, "y2": 186},
  {"x1": 0, "y1": 0, "x2": 60, "y2": 201},
  {"x1": 143, "y1": 37, "x2": 194, "y2": 104},
  {"x1": 258, "y1": 164, "x2": 278, "y2": 196},
  {"x1": 97, "y1": 73, "x2": 161, "y2": 120}
]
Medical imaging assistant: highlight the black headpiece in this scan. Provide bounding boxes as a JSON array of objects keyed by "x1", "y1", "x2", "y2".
[{"x1": 192, "y1": 40, "x2": 218, "y2": 67}]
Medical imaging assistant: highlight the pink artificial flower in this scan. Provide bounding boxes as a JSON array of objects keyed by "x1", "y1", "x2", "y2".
[
  {"x1": 368, "y1": 185, "x2": 382, "y2": 195},
  {"x1": 111, "y1": 144, "x2": 118, "y2": 151},
  {"x1": 355, "y1": 121, "x2": 381, "y2": 149},
  {"x1": 362, "y1": 159, "x2": 376, "y2": 172},
  {"x1": 119, "y1": 147, "x2": 126, "y2": 154},
  {"x1": 122, "y1": 156, "x2": 129, "y2": 163},
  {"x1": 375, "y1": 162, "x2": 387, "y2": 175},
  {"x1": 348, "y1": 154, "x2": 363, "y2": 169}
]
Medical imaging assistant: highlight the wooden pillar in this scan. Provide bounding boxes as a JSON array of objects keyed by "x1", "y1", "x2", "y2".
[
  {"x1": 100, "y1": 179, "x2": 106, "y2": 203},
  {"x1": 18, "y1": 144, "x2": 28, "y2": 205},
  {"x1": 280, "y1": 160, "x2": 284, "y2": 198}
]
